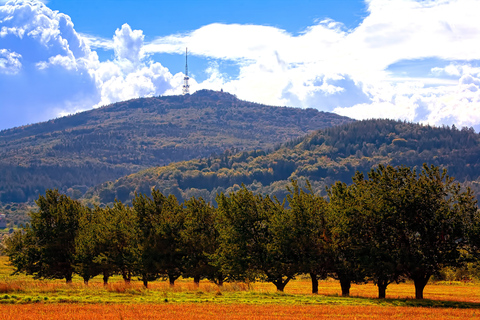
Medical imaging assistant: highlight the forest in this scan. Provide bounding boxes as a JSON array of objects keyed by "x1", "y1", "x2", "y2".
[
  {"x1": 84, "y1": 119, "x2": 480, "y2": 208},
  {"x1": 4, "y1": 164, "x2": 479, "y2": 300},
  {"x1": 0, "y1": 89, "x2": 350, "y2": 204}
]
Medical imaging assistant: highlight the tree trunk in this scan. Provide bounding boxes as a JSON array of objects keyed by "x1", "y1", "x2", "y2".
[
  {"x1": 272, "y1": 277, "x2": 290, "y2": 292},
  {"x1": 168, "y1": 274, "x2": 179, "y2": 286},
  {"x1": 65, "y1": 273, "x2": 73, "y2": 284},
  {"x1": 310, "y1": 273, "x2": 319, "y2": 294},
  {"x1": 377, "y1": 280, "x2": 388, "y2": 299},
  {"x1": 122, "y1": 270, "x2": 131, "y2": 284},
  {"x1": 194, "y1": 275, "x2": 201, "y2": 287},
  {"x1": 143, "y1": 277, "x2": 148, "y2": 288},
  {"x1": 103, "y1": 272, "x2": 109, "y2": 286},
  {"x1": 84, "y1": 279, "x2": 89, "y2": 286},
  {"x1": 413, "y1": 274, "x2": 431, "y2": 299},
  {"x1": 339, "y1": 278, "x2": 351, "y2": 297}
]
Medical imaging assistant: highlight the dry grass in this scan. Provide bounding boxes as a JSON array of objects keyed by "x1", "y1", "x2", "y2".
[
  {"x1": 0, "y1": 303, "x2": 479, "y2": 319},
  {"x1": 0, "y1": 276, "x2": 479, "y2": 303},
  {"x1": 1, "y1": 255, "x2": 479, "y2": 318},
  {"x1": 0, "y1": 281, "x2": 24, "y2": 293}
]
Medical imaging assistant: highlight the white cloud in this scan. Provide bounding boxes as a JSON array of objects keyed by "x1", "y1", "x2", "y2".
[
  {"x1": 91, "y1": 24, "x2": 176, "y2": 107},
  {"x1": 0, "y1": 1, "x2": 177, "y2": 129},
  {"x1": 113, "y1": 23, "x2": 144, "y2": 65},
  {"x1": 0, "y1": 48, "x2": 21, "y2": 74},
  {"x1": 151, "y1": 0, "x2": 480, "y2": 129},
  {"x1": 1, "y1": 0, "x2": 480, "y2": 131}
]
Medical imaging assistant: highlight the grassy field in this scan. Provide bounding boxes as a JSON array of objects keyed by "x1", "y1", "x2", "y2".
[{"x1": 0, "y1": 256, "x2": 479, "y2": 319}]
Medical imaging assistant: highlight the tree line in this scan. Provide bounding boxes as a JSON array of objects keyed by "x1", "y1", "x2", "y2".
[
  {"x1": 84, "y1": 119, "x2": 480, "y2": 209},
  {"x1": 3, "y1": 164, "x2": 480, "y2": 300}
]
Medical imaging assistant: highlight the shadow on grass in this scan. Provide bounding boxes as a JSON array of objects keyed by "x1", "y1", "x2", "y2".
[{"x1": 322, "y1": 294, "x2": 480, "y2": 309}]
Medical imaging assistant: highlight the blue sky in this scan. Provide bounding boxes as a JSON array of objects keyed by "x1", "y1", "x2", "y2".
[{"x1": 1, "y1": 0, "x2": 480, "y2": 131}]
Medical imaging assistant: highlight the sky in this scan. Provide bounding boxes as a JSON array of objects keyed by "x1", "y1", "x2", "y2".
[{"x1": 1, "y1": 0, "x2": 480, "y2": 131}]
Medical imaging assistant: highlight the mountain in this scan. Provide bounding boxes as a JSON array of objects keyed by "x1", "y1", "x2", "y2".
[
  {"x1": 0, "y1": 89, "x2": 352, "y2": 204},
  {"x1": 84, "y1": 119, "x2": 480, "y2": 206}
]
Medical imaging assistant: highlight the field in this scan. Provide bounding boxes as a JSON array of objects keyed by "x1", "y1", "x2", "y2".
[{"x1": 0, "y1": 257, "x2": 479, "y2": 319}]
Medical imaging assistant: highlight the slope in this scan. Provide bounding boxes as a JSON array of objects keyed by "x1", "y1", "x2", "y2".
[
  {"x1": 84, "y1": 119, "x2": 480, "y2": 206},
  {"x1": 0, "y1": 89, "x2": 352, "y2": 203}
]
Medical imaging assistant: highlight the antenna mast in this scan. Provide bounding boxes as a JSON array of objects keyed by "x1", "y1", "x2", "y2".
[{"x1": 182, "y1": 47, "x2": 190, "y2": 95}]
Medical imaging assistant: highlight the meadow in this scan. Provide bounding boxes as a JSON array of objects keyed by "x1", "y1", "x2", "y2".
[{"x1": 0, "y1": 256, "x2": 479, "y2": 319}]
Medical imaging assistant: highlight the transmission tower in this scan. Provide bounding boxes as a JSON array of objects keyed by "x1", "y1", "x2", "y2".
[{"x1": 182, "y1": 47, "x2": 190, "y2": 95}]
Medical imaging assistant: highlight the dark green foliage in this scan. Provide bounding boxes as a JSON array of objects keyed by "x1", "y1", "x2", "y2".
[
  {"x1": 327, "y1": 164, "x2": 479, "y2": 299},
  {"x1": 327, "y1": 180, "x2": 368, "y2": 297},
  {"x1": 74, "y1": 207, "x2": 101, "y2": 284},
  {"x1": 132, "y1": 192, "x2": 163, "y2": 287},
  {"x1": 85, "y1": 119, "x2": 480, "y2": 208},
  {"x1": 3, "y1": 166, "x2": 479, "y2": 299},
  {"x1": 215, "y1": 187, "x2": 298, "y2": 291},
  {"x1": 181, "y1": 197, "x2": 220, "y2": 285},
  {"x1": 144, "y1": 190, "x2": 184, "y2": 285},
  {"x1": 4, "y1": 190, "x2": 84, "y2": 283},
  {"x1": 384, "y1": 164, "x2": 477, "y2": 299},
  {"x1": 285, "y1": 180, "x2": 329, "y2": 294},
  {"x1": 95, "y1": 202, "x2": 140, "y2": 283},
  {"x1": 2, "y1": 227, "x2": 39, "y2": 278},
  {"x1": 0, "y1": 90, "x2": 351, "y2": 204}
]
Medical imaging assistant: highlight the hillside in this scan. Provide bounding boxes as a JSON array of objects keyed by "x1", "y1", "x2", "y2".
[
  {"x1": 84, "y1": 119, "x2": 480, "y2": 206},
  {"x1": 0, "y1": 90, "x2": 352, "y2": 203}
]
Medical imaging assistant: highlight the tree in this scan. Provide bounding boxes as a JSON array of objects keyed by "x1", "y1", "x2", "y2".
[
  {"x1": 132, "y1": 192, "x2": 163, "y2": 288},
  {"x1": 216, "y1": 186, "x2": 298, "y2": 292},
  {"x1": 149, "y1": 189, "x2": 185, "y2": 286},
  {"x1": 354, "y1": 167, "x2": 406, "y2": 298},
  {"x1": 93, "y1": 202, "x2": 140, "y2": 284},
  {"x1": 180, "y1": 197, "x2": 221, "y2": 286},
  {"x1": 2, "y1": 227, "x2": 40, "y2": 279},
  {"x1": 285, "y1": 179, "x2": 329, "y2": 294},
  {"x1": 327, "y1": 180, "x2": 367, "y2": 297},
  {"x1": 5, "y1": 190, "x2": 84, "y2": 283},
  {"x1": 388, "y1": 164, "x2": 478, "y2": 299},
  {"x1": 74, "y1": 206, "x2": 102, "y2": 285}
]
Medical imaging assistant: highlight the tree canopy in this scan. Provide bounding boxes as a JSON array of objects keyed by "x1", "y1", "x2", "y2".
[{"x1": 3, "y1": 164, "x2": 479, "y2": 299}]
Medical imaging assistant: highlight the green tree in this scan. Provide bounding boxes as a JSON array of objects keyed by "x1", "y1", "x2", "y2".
[
  {"x1": 327, "y1": 180, "x2": 367, "y2": 296},
  {"x1": 390, "y1": 164, "x2": 478, "y2": 299},
  {"x1": 149, "y1": 189, "x2": 185, "y2": 286},
  {"x1": 2, "y1": 227, "x2": 40, "y2": 279},
  {"x1": 16, "y1": 190, "x2": 85, "y2": 283},
  {"x1": 132, "y1": 192, "x2": 163, "y2": 288},
  {"x1": 74, "y1": 206, "x2": 102, "y2": 284},
  {"x1": 285, "y1": 179, "x2": 329, "y2": 294},
  {"x1": 353, "y1": 167, "x2": 406, "y2": 298},
  {"x1": 181, "y1": 197, "x2": 221, "y2": 286},
  {"x1": 216, "y1": 186, "x2": 298, "y2": 291},
  {"x1": 93, "y1": 202, "x2": 140, "y2": 284}
]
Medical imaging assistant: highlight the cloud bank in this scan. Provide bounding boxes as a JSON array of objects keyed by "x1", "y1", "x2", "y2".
[{"x1": 1, "y1": 0, "x2": 480, "y2": 130}]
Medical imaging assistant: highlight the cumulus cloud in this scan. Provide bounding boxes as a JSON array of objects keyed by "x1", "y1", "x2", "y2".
[
  {"x1": 113, "y1": 23, "x2": 144, "y2": 65},
  {"x1": 91, "y1": 23, "x2": 177, "y2": 107},
  {"x1": 0, "y1": 0, "x2": 100, "y2": 128},
  {"x1": 0, "y1": 48, "x2": 21, "y2": 74},
  {"x1": 141, "y1": 0, "x2": 480, "y2": 131},
  {"x1": 1, "y1": 0, "x2": 480, "y2": 131},
  {"x1": 0, "y1": 0, "x2": 176, "y2": 129}
]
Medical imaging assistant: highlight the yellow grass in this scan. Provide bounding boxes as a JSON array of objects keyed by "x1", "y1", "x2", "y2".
[
  {"x1": 0, "y1": 303, "x2": 479, "y2": 319},
  {"x1": 1, "y1": 256, "x2": 480, "y2": 318}
]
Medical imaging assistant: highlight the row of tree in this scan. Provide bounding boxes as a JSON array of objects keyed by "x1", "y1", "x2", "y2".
[{"x1": 3, "y1": 164, "x2": 480, "y2": 299}]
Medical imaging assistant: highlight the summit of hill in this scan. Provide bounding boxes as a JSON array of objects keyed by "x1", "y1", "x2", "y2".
[{"x1": 0, "y1": 89, "x2": 352, "y2": 203}]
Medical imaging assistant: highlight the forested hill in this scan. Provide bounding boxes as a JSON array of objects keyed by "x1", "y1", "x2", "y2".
[
  {"x1": 0, "y1": 90, "x2": 352, "y2": 203},
  {"x1": 84, "y1": 119, "x2": 480, "y2": 206}
]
